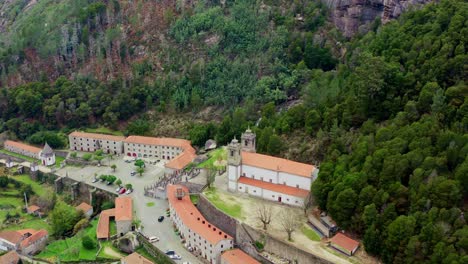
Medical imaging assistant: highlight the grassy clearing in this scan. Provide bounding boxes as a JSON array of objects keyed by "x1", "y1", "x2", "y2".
[
  {"x1": 0, "y1": 149, "x2": 38, "y2": 163},
  {"x1": 55, "y1": 155, "x2": 66, "y2": 168},
  {"x1": 197, "y1": 147, "x2": 227, "y2": 169},
  {"x1": 204, "y1": 188, "x2": 243, "y2": 219},
  {"x1": 136, "y1": 245, "x2": 173, "y2": 264},
  {"x1": 109, "y1": 220, "x2": 117, "y2": 236},
  {"x1": 97, "y1": 240, "x2": 124, "y2": 259},
  {"x1": 4, "y1": 217, "x2": 52, "y2": 232},
  {"x1": 37, "y1": 219, "x2": 102, "y2": 262},
  {"x1": 13, "y1": 174, "x2": 47, "y2": 196},
  {"x1": 190, "y1": 194, "x2": 199, "y2": 205},
  {"x1": 85, "y1": 127, "x2": 124, "y2": 136},
  {"x1": 146, "y1": 202, "x2": 155, "y2": 207},
  {"x1": 301, "y1": 224, "x2": 321, "y2": 241}
]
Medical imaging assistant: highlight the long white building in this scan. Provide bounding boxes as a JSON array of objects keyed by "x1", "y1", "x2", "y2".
[
  {"x1": 4, "y1": 140, "x2": 56, "y2": 166},
  {"x1": 167, "y1": 184, "x2": 234, "y2": 264},
  {"x1": 68, "y1": 132, "x2": 196, "y2": 171},
  {"x1": 69, "y1": 131, "x2": 125, "y2": 154},
  {"x1": 227, "y1": 129, "x2": 318, "y2": 207}
]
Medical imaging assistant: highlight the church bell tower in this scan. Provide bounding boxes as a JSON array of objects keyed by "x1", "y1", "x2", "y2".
[{"x1": 241, "y1": 128, "x2": 256, "y2": 153}]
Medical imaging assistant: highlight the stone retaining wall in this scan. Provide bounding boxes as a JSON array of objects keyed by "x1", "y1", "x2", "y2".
[{"x1": 197, "y1": 194, "x2": 238, "y2": 238}]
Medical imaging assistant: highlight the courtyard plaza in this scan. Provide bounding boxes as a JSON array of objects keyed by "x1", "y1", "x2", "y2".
[{"x1": 55, "y1": 153, "x2": 203, "y2": 264}]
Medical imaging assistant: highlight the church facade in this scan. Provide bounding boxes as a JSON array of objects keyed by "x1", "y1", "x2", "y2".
[{"x1": 227, "y1": 129, "x2": 318, "y2": 207}]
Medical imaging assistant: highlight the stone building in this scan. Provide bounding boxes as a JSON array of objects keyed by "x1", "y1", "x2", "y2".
[
  {"x1": 0, "y1": 229, "x2": 48, "y2": 255},
  {"x1": 115, "y1": 197, "x2": 133, "y2": 237},
  {"x1": 167, "y1": 184, "x2": 234, "y2": 264},
  {"x1": 227, "y1": 129, "x2": 318, "y2": 207},
  {"x1": 4, "y1": 140, "x2": 56, "y2": 166},
  {"x1": 68, "y1": 131, "x2": 125, "y2": 154},
  {"x1": 124, "y1": 136, "x2": 196, "y2": 172},
  {"x1": 76, "y1": 202, "x2": 93, "y2": 218}
]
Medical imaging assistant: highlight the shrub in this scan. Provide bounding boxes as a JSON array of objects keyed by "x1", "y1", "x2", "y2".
[
  {"x1": 254, "y1": 241, "x2": 264, "y2": 250},
  {"x1": 82, "y1": 153, "x2": 92, "y2": 161},
  {"x1": 82, "y1": 235, "x2": 96, "y2": 249},
  {"x1": 73, "y1": 218, "x2": 89, "y2": 235},
  {"x1": 101, "y1": 201, "x2": 114, "y2": 210}
]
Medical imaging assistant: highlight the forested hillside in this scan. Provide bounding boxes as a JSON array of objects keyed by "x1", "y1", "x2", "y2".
[{"x1": 0, "y1": 0, "x2": 467, "y2": 262}]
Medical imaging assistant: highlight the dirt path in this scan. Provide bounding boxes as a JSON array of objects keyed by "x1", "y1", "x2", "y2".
[
  {"x1": 210, "y1": 188, "x2": 372, "y2": 264},
  {"x1": 103, "y1": 246, "x2": 123, "y2": 258}
]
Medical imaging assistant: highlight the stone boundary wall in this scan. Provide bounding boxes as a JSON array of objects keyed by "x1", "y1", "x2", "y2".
[
  {"x1": 239, "y1": 224, "x2": 333, "y2": 264},
  {"x1": 197, "y1": 194, "x2": 238, "y2": 238},
  {"x1": 136, "y1": 232, "x2": 176, "y2": 264},
  {"x1": 0, "y1": 152, "x2": 25, "y2": 163}
]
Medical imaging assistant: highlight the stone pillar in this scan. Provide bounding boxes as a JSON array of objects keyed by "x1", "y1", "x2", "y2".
[
  {"x1": 30, "y1": 162, "x2": 39, "y2": 181},
  {"x1": 55, "y1": 177, "x2": 63, "y2": 193}
]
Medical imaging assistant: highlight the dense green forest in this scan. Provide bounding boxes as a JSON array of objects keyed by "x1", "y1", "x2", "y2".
[{"x1": 0, "y1": 0, "x2": 467, "y2": 263}]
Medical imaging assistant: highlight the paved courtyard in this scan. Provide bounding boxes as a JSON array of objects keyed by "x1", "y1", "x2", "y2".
[{"x1": 55, "y1": 155, "x2": 203, "y2": 264}]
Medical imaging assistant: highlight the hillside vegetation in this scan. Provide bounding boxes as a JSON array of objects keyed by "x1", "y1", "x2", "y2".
[{"x1": 0, "y1": 0, "x2": 466, "y2": 263}]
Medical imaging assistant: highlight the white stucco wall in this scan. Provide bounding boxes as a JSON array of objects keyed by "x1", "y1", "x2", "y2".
[
  {"x1": 241, "y1": 165, "x2": 278, "y2": 183},
  {"x1": 278, "y1": 172, "x2": 311, "y2": 190}
]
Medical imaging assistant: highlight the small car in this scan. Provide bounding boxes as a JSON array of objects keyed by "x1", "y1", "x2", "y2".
[
  {"x1": 169, "y1": 254, "x2": 181, "y2": 260},
  {"x1": 125, "y1": 160, "x2": 132, "y2": 163},
  {"x1": 130, "y1": 171, "x2": 136, "y2": 176},
  {"x1": 148, "y1": 236, "x2": 160, "y2": 243},
  {"x1": 125, "y1": 189, "x2": 133, "y2": 195},
  {"x1": 165, "y1": 250, "x2": 175, "y2": 255},
  {"x1": 119, "y1": 188, "x2": 126, "y2": 194},
  {"x1": 158, "y1": 216, "x2": 165, "y2": 222},
  {"x1": 116, "y1": 186, "x2": 122, "y2": 192},
  {"x1": 92, "y1": 178, "x2": 99, "y2": 183}
]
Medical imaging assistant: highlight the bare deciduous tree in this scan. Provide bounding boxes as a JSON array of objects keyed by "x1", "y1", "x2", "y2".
[
  {"x1": 279, "y1": 209, "x2": 301, "y2": 241},
  {"x1": 256, "y1": 203, "x2": 273, "y2": 230},
  {"x1": 302, "y1": 193, "x2": 313, "y2": 216}
]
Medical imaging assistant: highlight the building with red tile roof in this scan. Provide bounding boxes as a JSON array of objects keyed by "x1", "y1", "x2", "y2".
[
  {"x1": 0, "y1": 251, "x2": 20, "y2": 264},
  {"x1": 220, "y1": 249, "x2": 260, "y2": 264},
  {"x1": 167, "y1": 185, "x2": 234, "y2": 264},
  {"x1": 121, "y1": 252, "x2": 153, "y2": 264},
  {"x1": 329, "y1": 233, "x2": 360, "y2": 256},
  {"x1": 96, "y1": 197, "x2": 133, "y2": 239},
  {"x1": 0, "y1": 229, "x2": 48, "y2": 255},
  {"x1": 27, "y1": 205, "x2": 40, "y2": 214},
  {"x1": 124, "y1": 136, "x2": 196, "y2": 171},
  {"x1": 4, "y1": 140, "x2": 56, "y2": 166},
  {"x1": 227, "y1": 129, "x2": 318, "y2": 207},
  {"x1": 115, "y1": 197, "x2": 133, "y2": 236},
  {"x1": 96, "y1": 209, "x2": 115, "y2": 239},
  {"x1": 76, "y1": 202, "x2": 93, "y2": 218},
  {"x1": 69, "y1": 131, "x2": 125, "y2": 154}
]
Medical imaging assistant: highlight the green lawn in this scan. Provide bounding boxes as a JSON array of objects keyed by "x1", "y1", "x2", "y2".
[
  {"x1": 197, "y1": 147, "x2": 227, "y2": 169},
  {"x1": 37, "y1": 219, "x2": 102, "y2": 262},
  {"x1": 146, "y1": 202, "x2": 155, "y2": 207},
  {"x1": 204, "y1": 188, "x2": 243, "y2": 219},
  {"x1": 97, "y1": 240, "x2": 125, "y2": 259},
  {"x1": 190, "y1": 194, "x2": 199, "y2": 205},
  {"x1": 0, "y1": 149, "x2": 39, "y2": 163},
  {"x1": 4, "y1": 217, "x2": 52, "y2": 232},
  {"x1": 55, "y1": 155, "x2": 65, "y2": 168},
  {"x1": 301, "y1": 224, "x2": 321, "y2": 241},
  {"x1": 85, "y1": 127, "x2": 124, "y2": 136},
  {"x1": 109, "y1": 220, "x2": 117, "y2": 236},
  {"x1": 136, "y1": 246, "x2": 173, "y2": 264},
  {"x1": 13, "y1": 174, "x2": 47, "y2": 196}
]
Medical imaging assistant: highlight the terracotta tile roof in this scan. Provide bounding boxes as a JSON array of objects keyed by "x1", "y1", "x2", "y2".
[
  {"x1": 27, "y1": 205, "x2": 40, "y2": 213},
  {"x1": 330, "y1": 233, "x2": 359, "y2": 253},
  {"x1": 0, "y1": 230, "x2": 23, "y2": 245},
  {"x1": 20, "y1": 229, "x2": 48, "y2": 248},
  {"x1": 96, "y1": 209, "x2": 115, "y2": 239},
  {"x1": 76, "y1": 202, "x2": 93, "y2": 213},
  {"x1": 115, "y1": 197, "x2": 132, "y2": 221},
  {"x1": 238, "y1": 177, "x2": 310, "y2": 198},
  {"x1": 121, "y1": 252, "x2": 153, "y2": 264},
  {"x1": 241, "y1": 152, "x2": 316, "y2": 178},
  {"x1": 0, "y1": 251, "x2": 20, "y2": 264},
  {"x1": 4, "y1": 140, "x2": 41, "y2": 154},
  {"x1": 167, "y1": 185, "x2": 233, "y2": 245},
  {"x1": 124, "y1": 136, "x2": 192, "y2": 148},
  {"x1": 165, "y1": 151, "x2": 197, "y2": 170},
  {"x1": 69, "y1": 131, "x2": 126, "y2": 142},
  {"x1": 221, "y1": 249, "x2": 260, "y2": 264}
]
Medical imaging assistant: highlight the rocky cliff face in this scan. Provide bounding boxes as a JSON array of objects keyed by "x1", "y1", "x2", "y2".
[{"x1": 323, "y1": 0, "x2": 434, "y2": 37}]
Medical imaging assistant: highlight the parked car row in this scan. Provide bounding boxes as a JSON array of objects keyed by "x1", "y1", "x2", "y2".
[
  {"x1": 115, "y1": 186, "x2": 133, "y2": 195},
  {"x1": 165, "y1": 250, "x2": 181, "y2": 260}
]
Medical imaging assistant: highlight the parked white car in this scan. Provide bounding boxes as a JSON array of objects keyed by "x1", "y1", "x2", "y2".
[
  {"x1": 125, "y1": 189, "x2": 133, "y2": 195},
  {"x1": 148, "y1": 236, "x2": 160, "y2": 243},
  {"x1": 169, "y1": 254, "x2": 181, "y2": 260}
]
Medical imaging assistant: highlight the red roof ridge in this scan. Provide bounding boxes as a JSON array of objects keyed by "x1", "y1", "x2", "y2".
[
  {"x1": 97, "y1": 209, "x2": 115, "y2": 239},
  {"x1": 167, "y1": 185, "x2": 233, "y2": 244},
  {"x1": 330, "y1": 233, "x2": 360, "y2": 252},
  {"x1": 76, "y1": 202, "x2": 93, "y2": 212},
  {"x1": 221, "y1": 249, "x2": 260, "y2": 264},
  {"x1": 4, "y1": 140, "x2": 42, "y2": 154},
  {"x1": 20, "y1": 229, "x2": 48, "y2": 248},
  {"x1": 241, "y1": 152, "x2": 316, "y2": 178}
]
